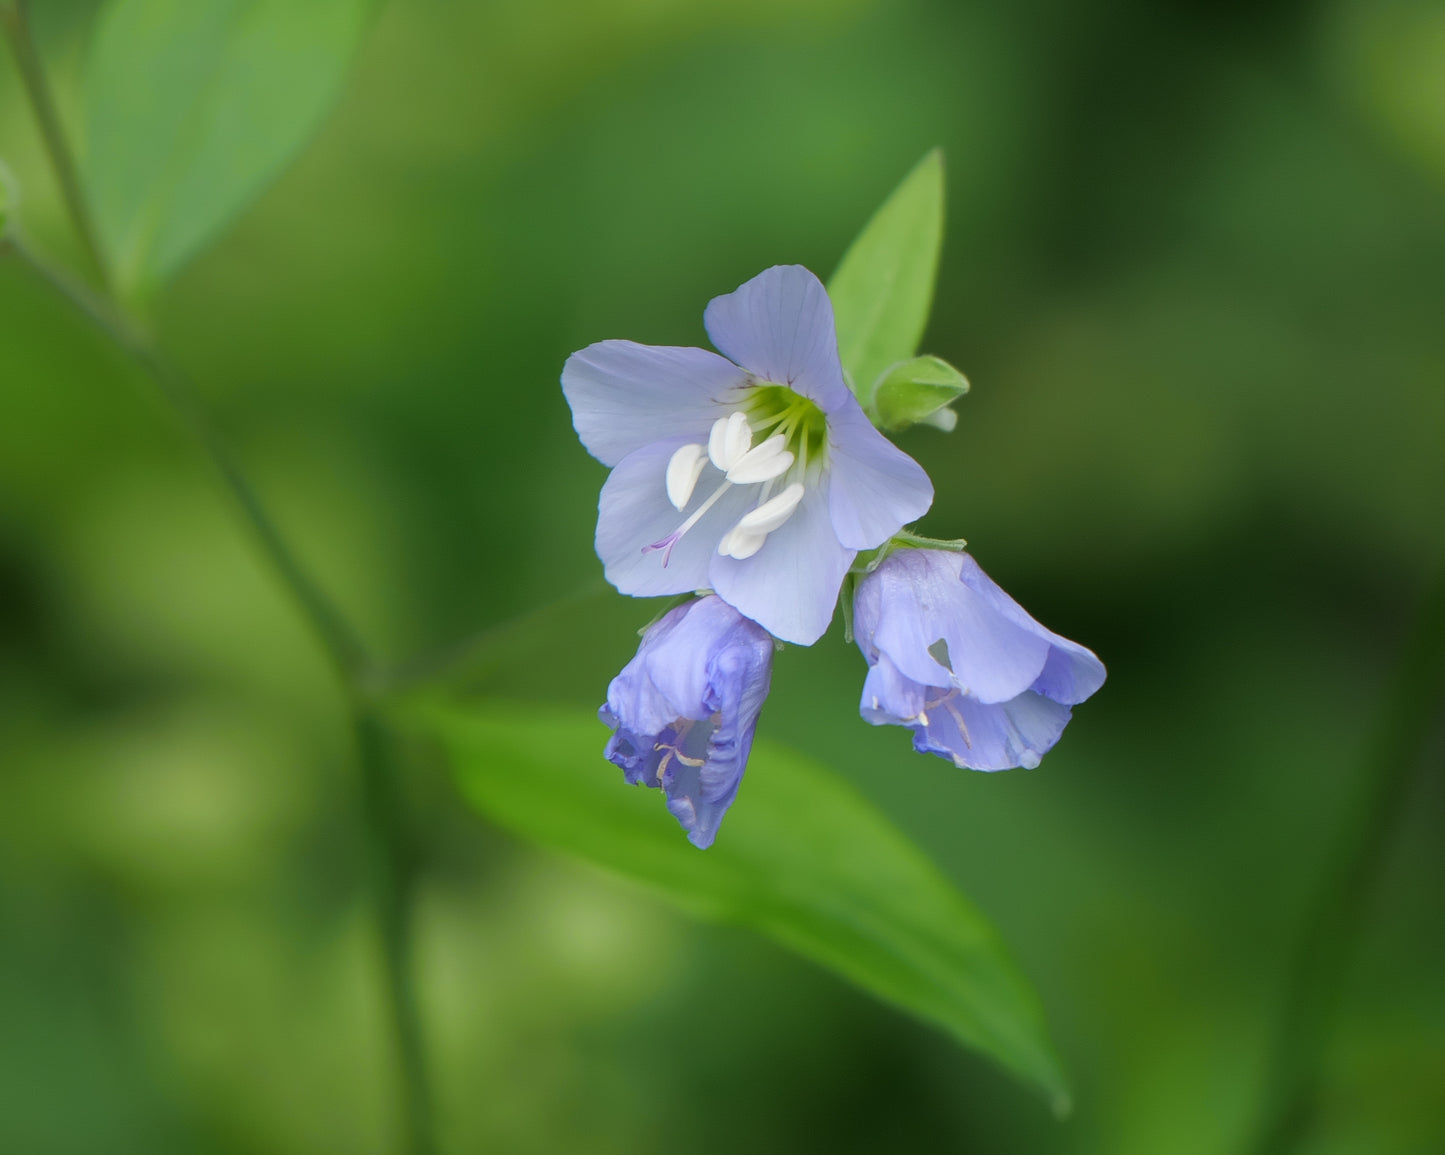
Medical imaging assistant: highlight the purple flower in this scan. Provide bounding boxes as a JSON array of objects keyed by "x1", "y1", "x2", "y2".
[
  {"x1": 853, "y1": 549, "x2": 1105, "y2": 770},
  {"x1": 562, "y1": 265, "x2": 933, "y2": 645},
  {"x1": 600, "y1": 595, "x2": 774, "y2": 848}
]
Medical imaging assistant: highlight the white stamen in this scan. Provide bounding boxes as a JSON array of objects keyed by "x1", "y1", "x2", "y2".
[
  {"x1": 665, "y1": 443, "x2": 708, "y2": 510},
  {"x1": 725, "y1": 434, "x2": 793, "y2": 484},
  {"x1": 708, "y1": 411, "x2": 752, "y2": 472},
  {"x1": 718, "y1": 526, "x2": 768, "y2": 560},
  {"x1": 735, "y1": 483, "x2": 804, "y2": 534}
]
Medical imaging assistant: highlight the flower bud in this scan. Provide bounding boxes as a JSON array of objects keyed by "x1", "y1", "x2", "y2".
[{"x1": 872, "y1": 355, "x2": 969, "y2": 432}]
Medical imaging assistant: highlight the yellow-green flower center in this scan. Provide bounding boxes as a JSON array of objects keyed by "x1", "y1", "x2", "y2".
[{"x1": 745, "y1": 384, "x2": 828, "y2": 473}]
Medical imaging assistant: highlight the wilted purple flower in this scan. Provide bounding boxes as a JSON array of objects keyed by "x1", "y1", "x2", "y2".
[
  {"x1": 600, "y1": 595, "x2": 774, "y2": 848},
  {"x1": 853, "y1": 549, "x2": 1105, "y2": 770},
  {"x1": 562, "y1": 265, "x2": 933, "y2": 645}
]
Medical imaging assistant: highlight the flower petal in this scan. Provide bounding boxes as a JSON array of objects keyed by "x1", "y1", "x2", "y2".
[
  {"x1": 709, "y1": 484, "x2": 854, "y2": 645},
  {"x1": 859, "y1": 652, "x2": 927, "y2": 727},
  {"x1": 867, "y1": 550, "x2": 1052, "y2": 704},
  {"x1": 825, "y1": 403, "x2": 935, "y2": 550},
  {"x1": 913, "y1": 691, "x2": 1074, "y2": 772},
  {"x1": 1030, "y1": 636, "x2": 1107, "y2": 706},
  {"x1": 600, "y1": 596, "x2": 774, "y2": 848},
  {"x1": 703, "y1": 266, "x2": 852, "y2": 410},
  {"x1": 667, "y1": 604, "x2": 775, "y2": 848},
  {"x1": 562, "y1": 341, "x2": 749, "y2": 467},
  {"x1": 953, "y1": 554, "x2": 1105, "y2": 705},
  {"x1": 596, "y1": 438, "x2": 752, "y2": 597}
]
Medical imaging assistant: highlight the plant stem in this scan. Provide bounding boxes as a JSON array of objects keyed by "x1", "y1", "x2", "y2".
[
  {"x1": 355, "y1": 707, "x2": 437, "y2": 1155},
  {"x1": 1248, "y1": 561, "x2": 1445, "y2": 1154},
  {"x1": 366, "y1": 577, "x2": 609, "y2": 700},
  {"x1": 1, "y1": 238, "x2": 436, "y2": 1154},
  {"x1": 0, "y1": 0, "x2": 111, "y2": 289},
  {"x1": 2, "y1": 234, "x2": 367, "y2": 680}
]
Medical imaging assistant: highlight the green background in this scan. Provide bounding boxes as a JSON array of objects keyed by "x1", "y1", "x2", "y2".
[{"x1": 2, "y1": 0, "x2": 1443, "y2": 1151}]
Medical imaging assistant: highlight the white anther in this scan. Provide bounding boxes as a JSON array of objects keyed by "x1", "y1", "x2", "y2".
[
  {"x1": 665, "y1": 443, "x2": 708, "y2": 510},
  {"x1": 708, "y1": 411, "x2": 752, "y2": 472},
  {"x1": 718, "y1": 525, "x2": 768, "y2": 560},
  {"x1": 725, "y1": 434, "x2": 794, "y2": 484},
  {"x1": 735, "y1": 483, "x2": 804, "y2": 534}
]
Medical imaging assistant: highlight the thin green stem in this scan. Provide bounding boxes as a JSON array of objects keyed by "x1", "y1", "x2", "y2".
[
  {"x1": 365, "y1": 577, "x2": 610, "y2": 700},
  {"x1": 0, "y1": 0, "x2": 111, "y2": 289},
  {"x1": 1248, "y1": 560, "x2": 1445, "y2": 1154},
  {"x1": 355, "y1": 708, "x2": 436, "y2": 1155},
  {"x1": 2, "y1": 232, "x2": 436, "y2": 1153},
  {"x1": 2, "y1": 234, "x2": 367, "y2": 680}
]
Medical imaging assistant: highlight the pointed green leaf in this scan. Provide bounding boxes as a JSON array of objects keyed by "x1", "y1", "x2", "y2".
[
  {"x1": 83, "y1": 0, "x2": 369, "y2": 294},
  {"x1": 829, "y1": 149, "x2": 946, "y2": 406},
  {"x1": 874, "y1": 354, "x2": 970, "y2": 431},
  {"x1": 419, "y1": 701, "x2": 1070, "y2": 1111}
]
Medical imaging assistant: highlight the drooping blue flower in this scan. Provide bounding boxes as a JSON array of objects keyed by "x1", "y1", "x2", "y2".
[
  {"x1": 600, "y1": 594, "x2": 774, "y2": 848},
  {"x1": 562, "y1": 265, "x2": 933, "y2": 645},
  {"x1": 853, "y1": 548, "x2": 1105, "y2": 770}
]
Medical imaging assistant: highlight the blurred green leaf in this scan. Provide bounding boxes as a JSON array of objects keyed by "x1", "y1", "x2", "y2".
[
  {"x1": 0, "y1": 158, "x2": 16, "y2": 235},
  {"x1": 83, "y1": 0, "x2": 368, "y2": 294},
  {"x1": 828, "y1": 149, "x2": 945, "y2": 406},
  {"x1": 420, "y1": 701, "x2": 1070, "y2": 1110},
  {"x1": 873, "y1": 353, "x2": 969, "y2": 432}
]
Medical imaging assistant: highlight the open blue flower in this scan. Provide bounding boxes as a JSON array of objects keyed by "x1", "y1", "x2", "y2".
[
  {"x1": 562, "y1": 265, "x2": 933, "y2": 645},
  {"x1": 853, "y1": 549, "x2": 1105, "y2": 770},
  {"x1": 600, "y1": 595, "x2": 774, "y2": 848}
]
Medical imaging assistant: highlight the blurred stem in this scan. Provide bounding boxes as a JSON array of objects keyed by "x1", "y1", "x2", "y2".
[
  {"x1": 1, "y1": 234, "x2": 368, "y2": 681},
  {"x1": 1, "y1": 239, "x2": 437, "y2": 1153},
  {"x1": 355, "y1": 708, "x2": 436, "y2": 1155},
  {"x1": 1249, "y1": 561, "x2": 1445, "y2": 1154},
  {"x1": 0, "y1": 0, "x2": 111, "y2": 289},
  {"x1": 367, "y1": 577, "x2": 610, "y2": 700}
]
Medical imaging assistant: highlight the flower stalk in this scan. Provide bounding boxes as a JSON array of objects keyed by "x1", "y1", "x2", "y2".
[
  {"x1": 0, "y1": 0, "x2": 111, "y2": 289},
  {"x1": 0, "y1": 30, "x2": 436, "y2": 1151}
]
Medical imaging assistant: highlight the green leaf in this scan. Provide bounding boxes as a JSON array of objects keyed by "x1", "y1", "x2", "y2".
[
  {"x1": 873, "y1": 354, "x2": 970, "y2": 432},
  {"x1": 83, "y1": 0, "x2": 369, "y2": 294},
  {"x1": 0, "y1": 157, "x2": 15, "y2": 236},
  {"x1": 420, "y1": 701, "x2": 1071, "y2": 1111},
  {"x1": 828, "y1": 149, "x2": 946, "y2": 406}
]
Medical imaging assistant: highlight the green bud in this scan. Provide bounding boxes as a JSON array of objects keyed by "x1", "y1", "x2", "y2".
[{"x1": 871, "y1": 354, "x2": 969, "y2": 432}]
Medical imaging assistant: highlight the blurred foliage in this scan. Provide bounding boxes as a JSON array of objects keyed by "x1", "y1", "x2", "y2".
[
  {"x1": 1, "y1": 0, "x2": 1443, "y2": 1152},
  {"x1": 427, "y1": 702, "x2": 1069, "y2": 1108}
]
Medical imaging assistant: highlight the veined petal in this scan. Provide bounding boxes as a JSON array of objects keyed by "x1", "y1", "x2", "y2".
[
  {"x1": 825, "y1": 403, "x2": 935, "y2": 550},
  {"x1": 600, "y1": 596, "x2": 774, "y2": 848},
  {"x1": 913, "y1": 691, "x2": 1074, "y2": 772},
  {"x1": 868, "y1": 549, "x2": 1051, "y2": 704},
  {"x1": 703, "y1": 266, "x2": 852, "y2": 411},
  {"x1": 562, "y1": 341, "x2": 749, "y2": 467},
  {"x1": 710, "y1": 484, "x2": 854, "y2": 645},
  {"x1": 597, "y1": 438, "x2": 752, "y2": 597},
  {"x1": 859, "y1": 652, "x2": 928, "y2": 728},
  {"x1": 955, "y1": 556, "x2": 1107, "y2": 706}
]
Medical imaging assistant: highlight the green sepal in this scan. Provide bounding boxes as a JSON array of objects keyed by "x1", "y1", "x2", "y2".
[
  {"x1": 891, "y1": 528, "x2": 968, "y2": 553},
  {"x1": 849, "y1": 528, "x2": 969, "y2": 585},
  {"x1": 872, "y1": 355, "x2": 970, "y2": 432}
]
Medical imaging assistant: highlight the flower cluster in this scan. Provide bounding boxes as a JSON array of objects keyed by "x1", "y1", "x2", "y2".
[{"x1": 563, "y1": 266, "x2": 1104, "y2": 847}]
